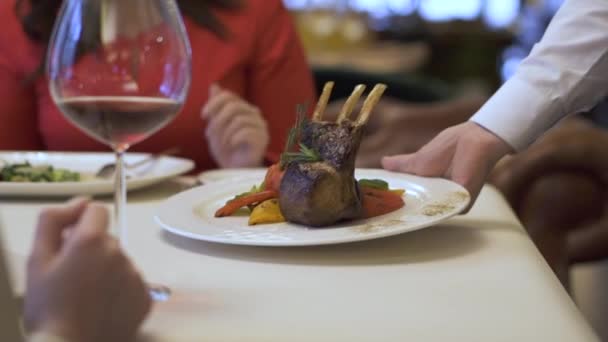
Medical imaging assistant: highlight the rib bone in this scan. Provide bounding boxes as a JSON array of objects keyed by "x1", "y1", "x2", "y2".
[
  {"x1": 337, "y1": 84, "x2": 366, "y2": 123},
  {"x1": 355, "y1": 84, "x2": 387, "y2": 126},
  {"x1": 312, "y1": 81, "x2": 335, "y2": 122}
]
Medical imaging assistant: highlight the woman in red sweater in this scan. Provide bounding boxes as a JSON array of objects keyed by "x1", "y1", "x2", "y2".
[{"x1": 0, "y1": 0, "x2": 316, "y2": 170}]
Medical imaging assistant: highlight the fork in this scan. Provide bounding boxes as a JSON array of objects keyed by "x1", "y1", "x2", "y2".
[{"x1": 95, "y1": 147, "x2": 180, "y2": 179}]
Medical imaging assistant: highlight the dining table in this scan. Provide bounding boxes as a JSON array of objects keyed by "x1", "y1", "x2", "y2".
[{"x1": 0, "y1": 177, "x2": 600, "y2": 342}]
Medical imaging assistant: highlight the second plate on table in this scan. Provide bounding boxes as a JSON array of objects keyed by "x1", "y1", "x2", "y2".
[{"x1": 0, "y1": 151, "x2": 194, "y2": 197}]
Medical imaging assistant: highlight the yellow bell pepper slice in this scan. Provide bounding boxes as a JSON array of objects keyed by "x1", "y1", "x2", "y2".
[{"x1": 248, "y1": 199, "x2": 286, "y2": 226}]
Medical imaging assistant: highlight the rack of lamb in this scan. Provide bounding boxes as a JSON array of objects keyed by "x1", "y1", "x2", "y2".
[{"x1": 279, "y1": 82, "x2": 387, "y2": 227}]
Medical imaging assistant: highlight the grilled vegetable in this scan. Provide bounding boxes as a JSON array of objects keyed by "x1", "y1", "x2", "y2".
[
  {"x1": 359, "y1": 179, "x2": 405, "y2": 196},
  {"x1": 361, "y1": 187, "x2": 405, "y2": 219},
  {"x1": 215, "y1": 190, "x2": 278, "y2": 217},
  {"x1": 358, "y1": 179, "x2": 389, "y2": 190},
  {"x1": 263, "y1": 163, "x2": 284, "y2": 193},
  {"x1": 248, "y1": 199, "x2": 286, "y2": 225}
]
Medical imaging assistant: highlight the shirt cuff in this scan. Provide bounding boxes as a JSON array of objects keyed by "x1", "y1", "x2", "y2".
[
  {"x1": 470, "y1": 76, "x2": 562, "y2": 151},
  {"x1": 28, "y1": 332, "x2": 69, "y2": 342}
]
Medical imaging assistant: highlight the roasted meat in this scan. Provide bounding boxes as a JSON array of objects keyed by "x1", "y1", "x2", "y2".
[{"x1": 279, "y1": 83, "x2": 387, "y2": 227}]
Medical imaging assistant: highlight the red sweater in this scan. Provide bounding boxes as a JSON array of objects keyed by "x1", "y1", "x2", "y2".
[{"x1": 0, "y1": 0, "x2": 315, "y2": 170}]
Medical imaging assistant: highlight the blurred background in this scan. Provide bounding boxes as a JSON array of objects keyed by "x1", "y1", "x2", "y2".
[
  {"x1": 284, "y1": 0, "x2": 608, "y2": 340},
  {"x1": 284, "y1": 0, "x2": 560, "y2": 97}
]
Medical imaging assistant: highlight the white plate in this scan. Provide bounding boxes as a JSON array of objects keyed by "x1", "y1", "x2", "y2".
[
  {"x1": 155, "y1": 169, "x2": 470, "y2": 246},
  {"x1": 0, "y1": 151, "x2": 194, "y2": 197},
  {"x1": 197, "y1": 167, "x2": 266, "y2": 185}
]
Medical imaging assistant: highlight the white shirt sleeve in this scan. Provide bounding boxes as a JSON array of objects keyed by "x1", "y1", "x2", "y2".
[{"x1": 470, "y1": 0, "x2": 608, "y2": 151}]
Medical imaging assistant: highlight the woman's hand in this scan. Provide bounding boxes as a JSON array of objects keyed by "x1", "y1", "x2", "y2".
[{"x1": 202, "y1": 84, "x2": 270, "y2": 168}]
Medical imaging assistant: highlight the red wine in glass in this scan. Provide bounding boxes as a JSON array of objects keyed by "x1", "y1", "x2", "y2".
[{"x1": 58, "y1": 96, "x2": 181, "y2": 150}]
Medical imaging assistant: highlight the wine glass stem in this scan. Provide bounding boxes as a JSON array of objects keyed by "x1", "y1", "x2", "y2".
[
  {"x1": 114, "y1": 150, "x2": 170, "y2": 301},
  {"x1": 114, "y1": 150, "x2": 128, "y2": 248}
]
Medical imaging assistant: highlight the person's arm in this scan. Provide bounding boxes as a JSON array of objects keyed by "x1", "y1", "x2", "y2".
[
  {"x1": 247, "y1": 0, "x2": 316, "y2": 163},
  {"x1": 471, "y1": 0, "x2": 608, "y2": 151}
]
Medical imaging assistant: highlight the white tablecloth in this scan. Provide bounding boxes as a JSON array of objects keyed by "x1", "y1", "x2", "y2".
[{"x1": 0, "y1": 181, "x2": 599, "y2": 341}]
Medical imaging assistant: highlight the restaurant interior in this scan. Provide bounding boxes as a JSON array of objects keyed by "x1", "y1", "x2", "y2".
[{"x1": 1, "y1": 0, "x2": 607, "y2": 340}]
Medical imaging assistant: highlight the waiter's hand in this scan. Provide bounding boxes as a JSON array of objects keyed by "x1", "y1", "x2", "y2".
[{"x1": 382, "y1": 121, "x2": 513, "y2": 205}]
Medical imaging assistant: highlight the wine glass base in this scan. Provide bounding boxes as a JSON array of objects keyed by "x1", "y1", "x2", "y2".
[{"x1": 148, "y1": 283, "x2": 171, "y2": 302}]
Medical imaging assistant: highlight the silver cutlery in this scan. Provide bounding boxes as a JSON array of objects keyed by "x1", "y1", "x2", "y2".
[{"x1": 95, "y1": 147, "x2": 180, "y2": 179}]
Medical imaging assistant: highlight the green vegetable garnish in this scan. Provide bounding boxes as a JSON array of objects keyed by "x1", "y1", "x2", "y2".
[
  {"x1": 0, "y1": 162, "x2": 80, "y2": 183},
  {"x1": 233, "y1": 184, "x2": 263, "y2": 200},
  {"x1": 230, "y1": 182, "x2": 267, "y2": 212},
  {"x1": 358, "y1": 179, "x2": 389, "y2": 190}
]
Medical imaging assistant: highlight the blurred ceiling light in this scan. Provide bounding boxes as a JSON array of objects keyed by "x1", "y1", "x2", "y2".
[
  {"x1": 387, "y1": 0, "x2": 417, "y2": 15},
  {"x1": 284, "y1": 0, "x2": 308, "y2": 10},
  {"x1": 284, "y1": 0, "x2": 520, "y2": 29},
  {"x1": 419, "y1": 0, "x2": 483, "y2": 21},
  {"x1": 308, "y1": 0, "x2": 335, "y2": 8},
  {"x1": 483, "y1": 0, "x2": 520, "y2": 29},
  {"x1": 349, "y1": 0, "x2": 389, "y2": 18},
  {"x1": 349, "y1": 0, "x2": 417, "y2": 17}
]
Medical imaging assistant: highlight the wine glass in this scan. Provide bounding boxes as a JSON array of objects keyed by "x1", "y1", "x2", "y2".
[{"x1": 47, "y1": 0, "x2": 191, "y2": 300}]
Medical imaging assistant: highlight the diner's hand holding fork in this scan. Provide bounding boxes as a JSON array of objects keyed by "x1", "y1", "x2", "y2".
[
  {"x1": 25, "y1": 198, "x2": 151, "y2": 342},
  {"x1": 202, "y1": 84, "x2": 270, "y2": 168}
]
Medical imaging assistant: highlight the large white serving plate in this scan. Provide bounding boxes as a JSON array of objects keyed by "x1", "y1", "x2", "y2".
[
  {"x1": 0, "y1": 151, "x2": 194, "y2": 196},
  {"x1": 155, "y1": 169, "x2": 470, "y2": 247}
]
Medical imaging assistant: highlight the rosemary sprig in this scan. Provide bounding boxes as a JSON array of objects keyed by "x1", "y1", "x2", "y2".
[
  {"x1": 281, "y1": 143, "x2": 322, "y2": 165},
  {"x1": 285, "y1": 104, "x2": 307, "y2": 150},
  {"x1": 280, "y1": 103, "x2": 322, "y2": 168},
  {"x1": 299, "y1": 143, "x2": 320, "y2": 159}
]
